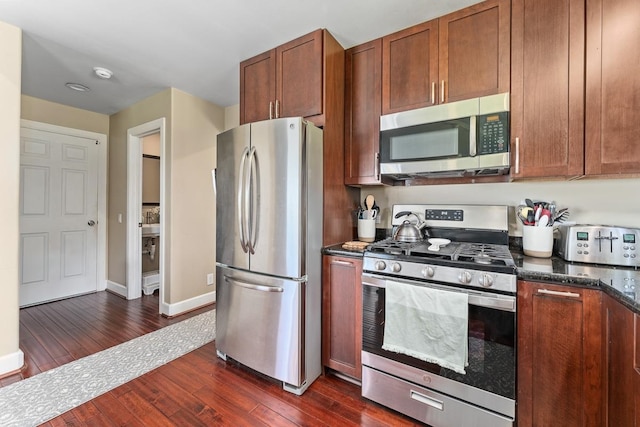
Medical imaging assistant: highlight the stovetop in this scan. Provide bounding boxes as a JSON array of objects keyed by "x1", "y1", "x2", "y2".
[
  {"x1": 366, "y1": 238, "x2": 515, "y2": 269},
  {"x1": 363, "y1": 204, "x2": 517, "y2": 293}
]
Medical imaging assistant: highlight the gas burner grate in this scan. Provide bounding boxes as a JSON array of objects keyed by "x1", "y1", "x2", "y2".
[
  {"x1": 366, "y1": 238, "x2": 424, "y2": 256},
  {"x1": 455, "y1": 243, "x2": 515, "y2": 267}
]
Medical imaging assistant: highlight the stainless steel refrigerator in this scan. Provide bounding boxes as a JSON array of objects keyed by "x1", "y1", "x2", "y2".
[{"x1": 214, "y1": 117, "x2": 323, "y2": 395}]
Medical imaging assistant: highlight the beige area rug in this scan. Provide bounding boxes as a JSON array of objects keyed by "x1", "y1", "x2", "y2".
[{"x1": 0, "y1": 310, "x2": 216, "y2": 427}]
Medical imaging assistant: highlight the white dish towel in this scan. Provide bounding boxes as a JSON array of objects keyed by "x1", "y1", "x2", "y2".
[{"x1": 382, "y1": 280, "x2": 469, "y2": 374}]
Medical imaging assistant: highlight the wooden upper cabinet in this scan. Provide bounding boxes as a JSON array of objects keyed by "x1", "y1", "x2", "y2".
[
  {"x1": 381, "y1": 0, "x2": 510, "y2": 115},
  {"x1": 344, "y1": 39, "x2": 383, "y2": 185},
  {"x1": 276, "y1": 30, "x2": 324, "y2": 121},
  {"x1": 382, "y1": 19, "x2": 438, "y2": 114},
  {"x1": 240, "y1": 50, "x2": 275, "y2": 124},
  {"x1": 585, "y1": 0, "x2": 640, "y2": 175},
  {"x1": 239, "y1": 29, "x2": 325, "y2": 125},
  {"x1": 438, "y1": 0, "x2": 510, "y2": 103},
  {"x1": 510, "y1": 0, "x2": 586, "y2": 179}
]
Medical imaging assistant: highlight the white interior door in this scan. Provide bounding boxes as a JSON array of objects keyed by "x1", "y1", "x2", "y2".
[{"x1": 19, "y1": 127, "x2": 99, "y2": 307}]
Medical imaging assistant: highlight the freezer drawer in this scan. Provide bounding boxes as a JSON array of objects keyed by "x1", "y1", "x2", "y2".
[
  {"x1": 216, "y1": 266, "x2": 305, "y2": 387},
  {"x1": 362, "y1": 366, "x2": 514, "y2": 427}
]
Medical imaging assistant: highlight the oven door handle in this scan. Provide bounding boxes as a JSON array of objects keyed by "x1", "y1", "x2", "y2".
[
  {"x1": 467, "y1": 293, "x2": 515, "y2": 312},
  {"x1": 362, "y1": 276, "x2": 516, "y2": 312}
]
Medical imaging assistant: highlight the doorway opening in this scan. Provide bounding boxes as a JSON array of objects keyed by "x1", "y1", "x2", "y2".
[{"x1": 126, "y1": 118, "x2": 166, "y2": 311}]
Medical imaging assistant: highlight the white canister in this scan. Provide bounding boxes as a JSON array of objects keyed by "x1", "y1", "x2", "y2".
[
  {"x1": 522, "y1": 225, "x2": 554, "y2": 258},
  {"x1": 357, "y1": 219, "x2": 376, "y2": 243}
]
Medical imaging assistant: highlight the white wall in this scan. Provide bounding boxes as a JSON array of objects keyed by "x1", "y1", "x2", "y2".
[
  {"x1": 0, "y1": 20, "x2": 23, "y2": 376},
  {"x1": 364, "y1": 177, "x2": 640, "y2": 236}
]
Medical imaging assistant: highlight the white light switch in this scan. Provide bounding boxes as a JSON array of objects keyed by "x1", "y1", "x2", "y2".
[
  {"x1": 207, "y1": 273, "x2": 214, "y2": 286},
  {"x1": 118, "y1": 213, "x2": 123, "y2": 223}
]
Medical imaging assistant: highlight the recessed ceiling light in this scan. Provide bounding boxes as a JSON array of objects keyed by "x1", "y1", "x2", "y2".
[
  {"x1": 93, "y1": 67, "x2": 113, "y2": 79},
  {"x1": 65, "y1": 82, "x2": 90, "y2": 92}
]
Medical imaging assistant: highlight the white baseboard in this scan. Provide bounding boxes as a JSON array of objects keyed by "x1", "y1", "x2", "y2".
[
  {"x1": 161, "y1": 290, "x2": 216, "y2": 317},
  {"x1": 106, "y1": 280, "x2": 127, "y2": 298},
  {"x1": 0, "y1": 349, "x2": 24, "y2": 377}
]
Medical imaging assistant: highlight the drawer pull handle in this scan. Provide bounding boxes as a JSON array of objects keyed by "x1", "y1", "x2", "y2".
[
  {"x1": 410, "y1": 390, "x2": 444, "y2": 411},
  {"x1": 332, "y1": 260, "x2": 354, "y2": 267},
  {"x1": 537, "y1": 289, "x2": 580, "y2": 298}
]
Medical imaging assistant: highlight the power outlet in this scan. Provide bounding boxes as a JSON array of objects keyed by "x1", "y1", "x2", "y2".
[{"x1": 207, "y1": 273, "x2": 214, "y2": 286}]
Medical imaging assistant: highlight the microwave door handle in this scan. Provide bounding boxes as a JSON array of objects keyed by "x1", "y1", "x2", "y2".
[{"x1": 469, "y1": 115, "x2": 477, "y2": 157}]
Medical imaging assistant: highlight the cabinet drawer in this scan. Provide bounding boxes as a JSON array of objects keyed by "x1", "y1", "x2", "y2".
[{"x1": 362, "y1": 366, "x2": 513, "y2": 427}]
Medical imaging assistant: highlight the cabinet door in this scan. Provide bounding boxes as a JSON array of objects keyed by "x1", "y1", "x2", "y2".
[
  {"x1": 517, "y1": 281, "x2": 603, "y2": 426},
  {"x1": 510, "y1": 0, "x2": 585, "y2": 178},
  {"x1": 276, "y1": 29, "x2": 323, "y2": 120},
  {"x1": 636, "y1": 313, "x2": 640, "y2": 426},
  {"x1": 344, "y1": 39, "x2": 382, "y2": 186},
  {"x1": 604, "y1": 294, "x2": 635, "y2": 427},
  {"x1": 382, "y1": 20, "x2": 439, "y2": 115},
  {"x1": 585, "y1": 0, "x2": 640, "y2": 175},
  {"x1": 438, "y1": 0, "x2": 510, "y2": 103},
  {"x1": 240, "y1": 49, "x2": 276, "y2": 125},
  {"x1": 322, "y1": 255, "x2": 362, "y2": 380}
]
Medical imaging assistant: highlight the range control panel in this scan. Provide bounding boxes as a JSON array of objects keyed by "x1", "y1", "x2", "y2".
[{"x1": 557, "y1": 225, "x2": 640, "y2": 267}]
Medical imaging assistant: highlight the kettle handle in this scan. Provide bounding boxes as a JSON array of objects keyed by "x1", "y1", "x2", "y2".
[{"x1": 395, "y1": 211, "x2": 413, "y2": 219}]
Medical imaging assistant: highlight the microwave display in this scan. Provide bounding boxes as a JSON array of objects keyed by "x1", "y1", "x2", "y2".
[{"x1": 477, "y1": 111, "x2": 509, "y2": 155}]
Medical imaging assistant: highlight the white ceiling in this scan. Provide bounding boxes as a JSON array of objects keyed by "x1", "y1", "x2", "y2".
[{"x1": 0, "y1": 0, "x2": 482, "y2": 115}]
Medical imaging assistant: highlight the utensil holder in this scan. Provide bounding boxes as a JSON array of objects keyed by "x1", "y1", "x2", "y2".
[
  {"x1": 357, "y1": 219, "x2": 376, "y2": 243},
  {"x1": 522, "y1": 225, "x2": 554, "y2": 258}
]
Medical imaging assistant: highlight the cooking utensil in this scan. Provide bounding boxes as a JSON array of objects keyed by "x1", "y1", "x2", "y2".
[
  {"x1": 517, "y1": 205, "x2": 534, "y2": 225},
  {"x1": 427, "y1": 238, "x2": 451, "y2": 251},
  {"x1": 364, "y1": 194, "x2": 375, "y2": 211},
  {"x1": 393, "y1": 211, "x2": 429, "y2": 242},
  {"x1": 554, "y1": 208, "x2": 570, "y2": 223},
  {"x1": 525, "y1": 198, "x2": 535, "y2": 209},
  {"x1": 537, "y1": 215, "x2": 549, "y2": 227},
  {"x1": 534, "y1": 206, "x2": 542, "y2": 225}
]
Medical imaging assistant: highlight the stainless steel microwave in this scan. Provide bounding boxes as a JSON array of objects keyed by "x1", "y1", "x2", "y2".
[{"x1": 379, "y1": 93, "x2": 510, "y2": 180}]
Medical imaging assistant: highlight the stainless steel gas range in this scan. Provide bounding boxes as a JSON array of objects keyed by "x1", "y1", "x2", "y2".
[{"x1": 361, "y1": 204, "x2": 517, "y2": 427}]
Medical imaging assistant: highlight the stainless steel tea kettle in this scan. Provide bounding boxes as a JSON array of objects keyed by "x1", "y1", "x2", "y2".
[{"x1": 392, "y1": 211, "x2": 430, "y2": 242}]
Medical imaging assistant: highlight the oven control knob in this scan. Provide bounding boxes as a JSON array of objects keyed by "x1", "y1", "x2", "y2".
[
  {"x1": 422, "y1": 266, "x2": 435, "y2": 278},
  {"x1": 478, "y1": 273, "x2": 494, "y2": 288},
  {"x1": 458, "y1": 271, "x2": 472, "y2": 284},
  {"x1": 391, "y1": 262, "x2": 402, "y2": 273},
  {"x1": 374, "y1": 261, "x2": 387, "y2": 271}
]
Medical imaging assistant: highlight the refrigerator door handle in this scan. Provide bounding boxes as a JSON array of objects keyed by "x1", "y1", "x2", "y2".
[
  {"x1": 247, "y1": 146, "x2": 258, "y2": 254},
  {"x1": 211, "y1": 169, "x2": 216, "y2": 195},
  {"x1": 243, "y1": 146, "x2": 255, "y2": 254},
  {"x1": 238, "y1": 147, "x2": 250, "y2": 253},
  {"x1": 224, "y1": 275, "x2": 284, "y2": 293}
]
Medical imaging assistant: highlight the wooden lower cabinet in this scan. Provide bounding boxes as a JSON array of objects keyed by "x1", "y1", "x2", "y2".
[
  {"x1": 517, "y1": 281, "x2": 603, "y2": 426},
  {"x1": 604, "y1": 293, "x2": 637, "y2": 427},
  {"x1": 636, "y1": 313, "x2": 640, "y2": 426},
  {"x1": 322, "y1": 254, "x2": 362, "y2": 380}
]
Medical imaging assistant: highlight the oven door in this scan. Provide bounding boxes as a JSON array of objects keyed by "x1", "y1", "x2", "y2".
[{"x1": 362, "y1": 273, "x2": 516, "y2": 403}]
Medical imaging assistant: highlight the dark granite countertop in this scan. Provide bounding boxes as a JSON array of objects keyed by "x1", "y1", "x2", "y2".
[
  {"x1": 323, "y1": 241, "x2": 640, "y2": 314},
  {"x1": 322, "y1": 243, "x2": 366, "y2": 258},
  {"x1": 512, "y1": 250, "x2": 640, "y2": 314}
]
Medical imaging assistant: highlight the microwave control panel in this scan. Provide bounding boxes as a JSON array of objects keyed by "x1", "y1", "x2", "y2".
[{"x1": 477, "y1": 111, "x2": 509, "y2": 155}]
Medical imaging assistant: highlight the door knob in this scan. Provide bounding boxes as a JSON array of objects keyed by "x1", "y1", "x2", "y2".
[{"x1": 88, "y1": 220, "x2": 96, "y2": 226}]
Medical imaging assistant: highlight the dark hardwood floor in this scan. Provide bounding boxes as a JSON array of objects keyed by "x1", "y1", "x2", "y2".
[{"x1": 2, "y1": 291, "x2": 420, "y2": 426}]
